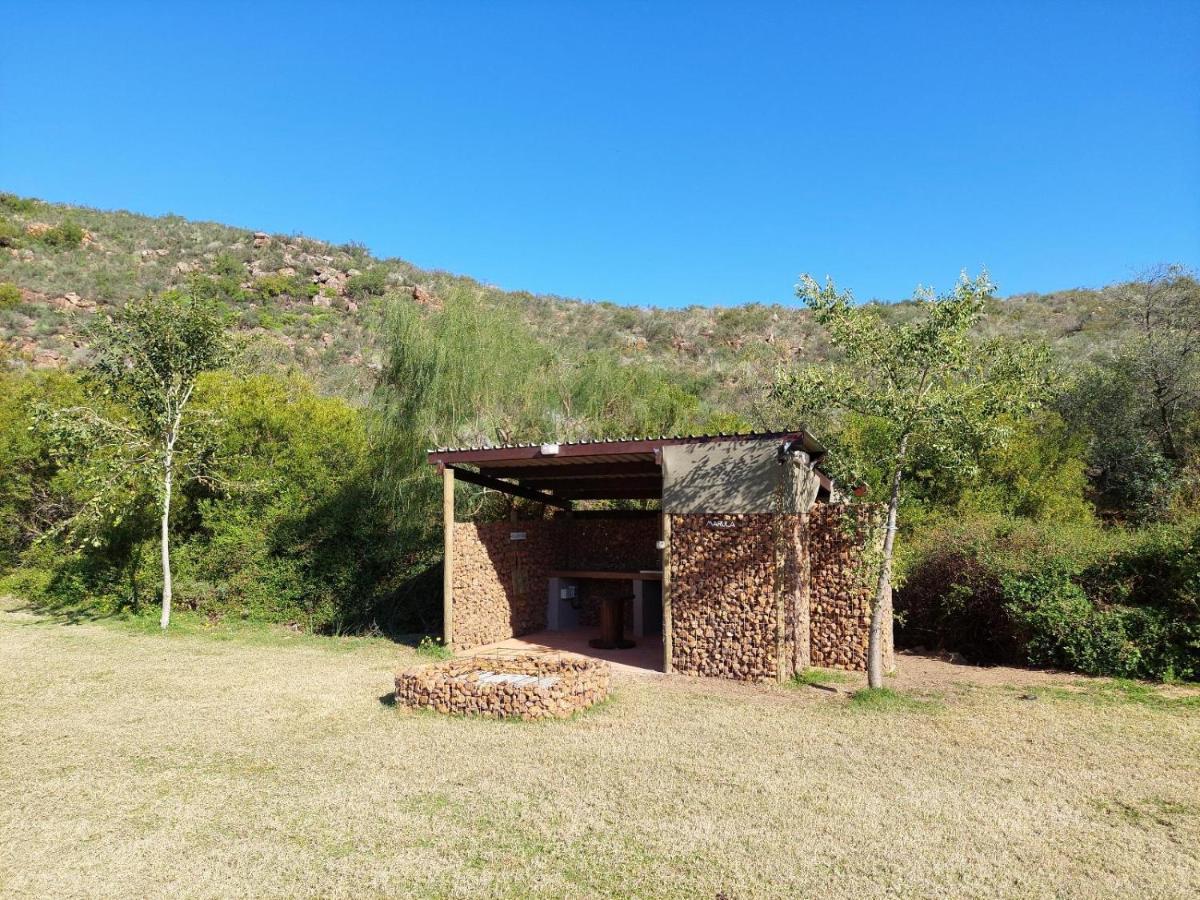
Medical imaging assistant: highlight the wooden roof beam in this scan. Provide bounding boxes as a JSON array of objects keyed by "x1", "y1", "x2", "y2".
[{"x1": 447, "y1": 465, "x2": 573, "y2": 510}]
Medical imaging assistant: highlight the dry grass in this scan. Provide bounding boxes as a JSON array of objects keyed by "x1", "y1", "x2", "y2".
[{"x1": 2, "y1": 601, "x2": 1198, "y2": 899}]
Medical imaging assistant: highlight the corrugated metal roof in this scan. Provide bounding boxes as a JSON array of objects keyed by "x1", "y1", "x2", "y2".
[{"x1": 428, "y1": 429, "x2": 821, "y2": 455}]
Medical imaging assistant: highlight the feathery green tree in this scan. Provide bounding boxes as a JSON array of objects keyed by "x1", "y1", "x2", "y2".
[
  {"x1": 40, "y1": 291, "x2": 229, "y2": 629},
  {"x1": 771, "y1": 272, "x2": 1051, "y2": 687}
]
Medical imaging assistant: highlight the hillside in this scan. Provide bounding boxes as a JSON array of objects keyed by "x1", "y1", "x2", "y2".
[{"x1": 1, "y1": 192, "x2": 1133, "y2": 412}]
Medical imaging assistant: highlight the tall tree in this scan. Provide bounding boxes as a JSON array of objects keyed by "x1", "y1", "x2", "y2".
[
  {"x1": 41, "y1": 291, "x2": 229, "y2": 628},
  {"x1": 1118, "y1": 264, "x2": 1200, "y2": 463},
  {"x1": 771, "y1": 272, "x2": 1050, "y2": 687}
]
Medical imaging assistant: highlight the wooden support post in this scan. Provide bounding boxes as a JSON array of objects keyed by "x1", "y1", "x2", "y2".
[
  {"x1": 790, "y1": 453, "x2": 821, "y2": 677},
  {"x1": 661, "y1": 512, "x2": 673, "y2": 674},
  {"x1": 775, "y1": 518, "x2": 788, "y2": 683},
  {"x1": 442, "y1": 465, "x2": 455, "y2": 650}
]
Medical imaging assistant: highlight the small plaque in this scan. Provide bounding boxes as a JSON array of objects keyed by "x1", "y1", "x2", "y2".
[{"x1": 510, "y1": 531, "x2": 527, "y2": 541}]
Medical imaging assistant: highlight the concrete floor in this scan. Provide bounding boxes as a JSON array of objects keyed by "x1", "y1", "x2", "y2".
[{"x1": 463, "y1": 629, "x2": 665, "y2": 677}]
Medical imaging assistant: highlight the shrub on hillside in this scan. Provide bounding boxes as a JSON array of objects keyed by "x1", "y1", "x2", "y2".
[
  {"x1": 346, "y1": 267, "x2": 389, "y2": 297},
  {"x1": 0, "y1": 193, "x2": 39, "y2": 214},
  {"x1": 0, "y1": 283, "x2": 21, "y2": 308},
  {"x1": 0, "y1": 219, "x2": 23, "y2": 248},
  {"x1": 251, "y1": 273, "x2": 317, "y2": 301},
  {"x1": 36, "y1": 220, "x2": 85, "y2": 249}
]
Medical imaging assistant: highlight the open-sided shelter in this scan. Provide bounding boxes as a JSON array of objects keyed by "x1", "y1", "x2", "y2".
[{"x1": 428, "y1": 431, "x2": 892, "y2": 682}]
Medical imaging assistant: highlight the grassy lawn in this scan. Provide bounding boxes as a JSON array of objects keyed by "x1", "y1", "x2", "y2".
[{"x1": 2, "y1": 600, "x2": 1198, "y2": 899}]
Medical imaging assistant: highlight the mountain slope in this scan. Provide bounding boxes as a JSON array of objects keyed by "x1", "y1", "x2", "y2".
[{"x1": 0, "y1": 192, "x2": 1133, "y2": 411}]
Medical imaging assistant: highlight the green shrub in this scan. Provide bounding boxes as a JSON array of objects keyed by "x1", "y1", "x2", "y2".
[
  {"x1": 37, "y1": 220, "x2": 85, "y2": 249},
  {"x1": 897, "y1": 515, "x2": 1200, "y2": 681},
  {"x1": 0, "y1": 283, "x2": 21, "y2": 308},
  {"x1": 0, "y1": 219, "x2": 23, "y2": 248},
  {"x1": 1003, "y1": 566, "x2": 1143, "y2": 677},
  {"x1": 347, "y1": 267, "x2": 389, "y2": 297},
  {"x1": 0, "y1": 193, "x2": 39, "y2": 214},
  {"x1": 210, "y1": 253, "x2": 245, "y2": 280},
  {"x1": 252, "y1": 273, "x2": 317, "y2": 301}
]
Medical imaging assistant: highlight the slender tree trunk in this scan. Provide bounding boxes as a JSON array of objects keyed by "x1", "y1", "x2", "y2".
[
  {"x1": 160, "y1": 442, "x2": 174, "y2": 631},
  {"x1": 868, "y1": 434, "x2": 908, "y2": 688}
]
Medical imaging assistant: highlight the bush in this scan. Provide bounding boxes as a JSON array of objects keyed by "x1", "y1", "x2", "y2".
[
  {"x1": 37, "y1": 220, "x2": 85, "y2": 249},
  {"x1": 251, "y1": 273, "x2": 317, "y2": 301},
  {"x1": 346, "y1": 267, "x2": 389, "y2": 297},
  {"x1": 0, "y1": 283, "x2": 21, "y2": 308},
  {"x1": 2, "y1": 369, "x2": 439, "y2": 635},
  {"x1": 0, "y1": 219, "x2": 23, "y2": 248},
  {"x1": 0, "y1": 193, "x2": 39, "y2": 214},
  {"x1": 897, "y1": 515, "x2": 1200, "y2": 681},
  {"x1": 210, "y1": 253, "x2": 245, "y2": 280}
]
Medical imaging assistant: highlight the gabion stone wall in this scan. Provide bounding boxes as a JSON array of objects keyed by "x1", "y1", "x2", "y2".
[
  {"x1": 565, "y1": 515, "x2": 659, "y2": 570},
  {"x1": 668, "y1": 507, "x2": 889, "y2": 680},
  {"x1": 451, "y1": 515, "x2": 657, "y2": 650},
  {"x1": 450, "y1": 521, "x2": 560, "y2": 651},
  {"x1": 668, "y1": 514, "x2": 783, "y2": 680},
  {"x1": 447, "y1": 506, "x2": 889, "y2": 679},
  {"x1": 809, "y1": 504, "x2": 892, "y2": 671},
  {"x1": 394, "y1": 653, "x2": 611, "y2": 719}
]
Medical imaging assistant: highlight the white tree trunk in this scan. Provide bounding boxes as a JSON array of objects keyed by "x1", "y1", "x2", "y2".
[
  {"x1": 159, "y1": 445, "x2": 173, "y2": 631},
  {"x1": 868, "y1": 435, "x2": 907, "y2": 688}
]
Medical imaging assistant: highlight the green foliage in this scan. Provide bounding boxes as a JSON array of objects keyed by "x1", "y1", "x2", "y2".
[
  {"x1": 347, "y1": 267, "x2": 390, "y2": 297},
  {"x1": 0, "y1": 283, "x2": 21, "y2": 308},
  {"x1": 0, "y1": 219, "x2": 23, "y2": 248},
  {"x1": 0, "y1": 192, "x2": 39, "y2": 214},
  {"x1": 373, "y1": 288, "x2": 706, "y2": 527},
  {"x1": 0, "y1": 370, "x2": 85, "y2": 570},
  {"x1": 252, "y1": 273, "x2": 317, "y2": 301},
  {"x1": 210, "y1": 252, "x2": 245, "y2": 280},
  {"x1": 1058, "y1": 267, "x2": 1200, "y2": 521},
  {"x1": 6, "y1": 368, "x2": 439, "y2": 635},
  {"x1": 771, "y1": 271, "x2": 1054, "y2": 684},
  {"x1": 86, "y1": 291, "x2": 230, "y2": 439},
  {"x1": 36, "y1": 220, "x2": 85, "y2": 249},
  {"x1": 898, "y1": 515, "x2": 1200, "y2": 681},
  {"x1": 772, "y1": 272, "x2": 1053, "y2": 493}
]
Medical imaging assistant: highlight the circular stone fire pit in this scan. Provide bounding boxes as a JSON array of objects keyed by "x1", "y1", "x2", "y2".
[{"x1": 394, "y1": 653, "x2": 611, "y2": 720}]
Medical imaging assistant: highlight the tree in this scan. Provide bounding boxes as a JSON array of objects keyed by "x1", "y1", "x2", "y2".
[
  {"x1": 770, "y1": 272, "x2": 1051, "y2": 687},
  {"x1": 41, "y1": 292, "x2": 229, "y2": 629},
  {"x1": 1117, "y1": 265, "x2": 1200, "y2": 463},
  {"x1": 1056, "y1": 266, "x2": 1199, "y2": 520}
]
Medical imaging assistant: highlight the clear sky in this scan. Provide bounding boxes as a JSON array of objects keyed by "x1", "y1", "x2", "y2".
[{"x1": 1, "y1": 2, "x2": 1197, "y2": 307}]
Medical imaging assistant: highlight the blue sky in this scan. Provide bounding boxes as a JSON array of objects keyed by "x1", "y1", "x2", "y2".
[{"x1": 1, "y1": 2, "x2": 1197, "y2": 307}]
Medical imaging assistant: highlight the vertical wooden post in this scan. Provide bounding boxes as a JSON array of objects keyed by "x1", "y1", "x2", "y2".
[
  {"x1": 790, "y1": 454, "x2": 821, "y2": 676},
  {"x1": 792, "y1": 512, "x2": 812, "y2": 673},
  {"x1": 774, "y1": 515, "x2": 788, "y2": 683},
  {"x1": 442, "y1": 465, "x2": 455, "y2": 650},
  {"x1": 661, "y1": 511, "x2": 673, "y2": 674}
]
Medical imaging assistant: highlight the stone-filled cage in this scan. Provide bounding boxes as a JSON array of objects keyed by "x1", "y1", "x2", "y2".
[{"x1": 428, "y1": 432, "x2": 892, "y2": 682}]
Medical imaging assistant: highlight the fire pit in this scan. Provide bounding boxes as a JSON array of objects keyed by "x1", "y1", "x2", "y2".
[{"x1": 394, "y1": 653, "x2": 611, "y2": 720}]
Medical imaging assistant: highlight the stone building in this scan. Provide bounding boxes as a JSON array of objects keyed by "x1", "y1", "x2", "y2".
[{"x1": 428, "y1": 432, "x2": 891, "y2": 682}]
